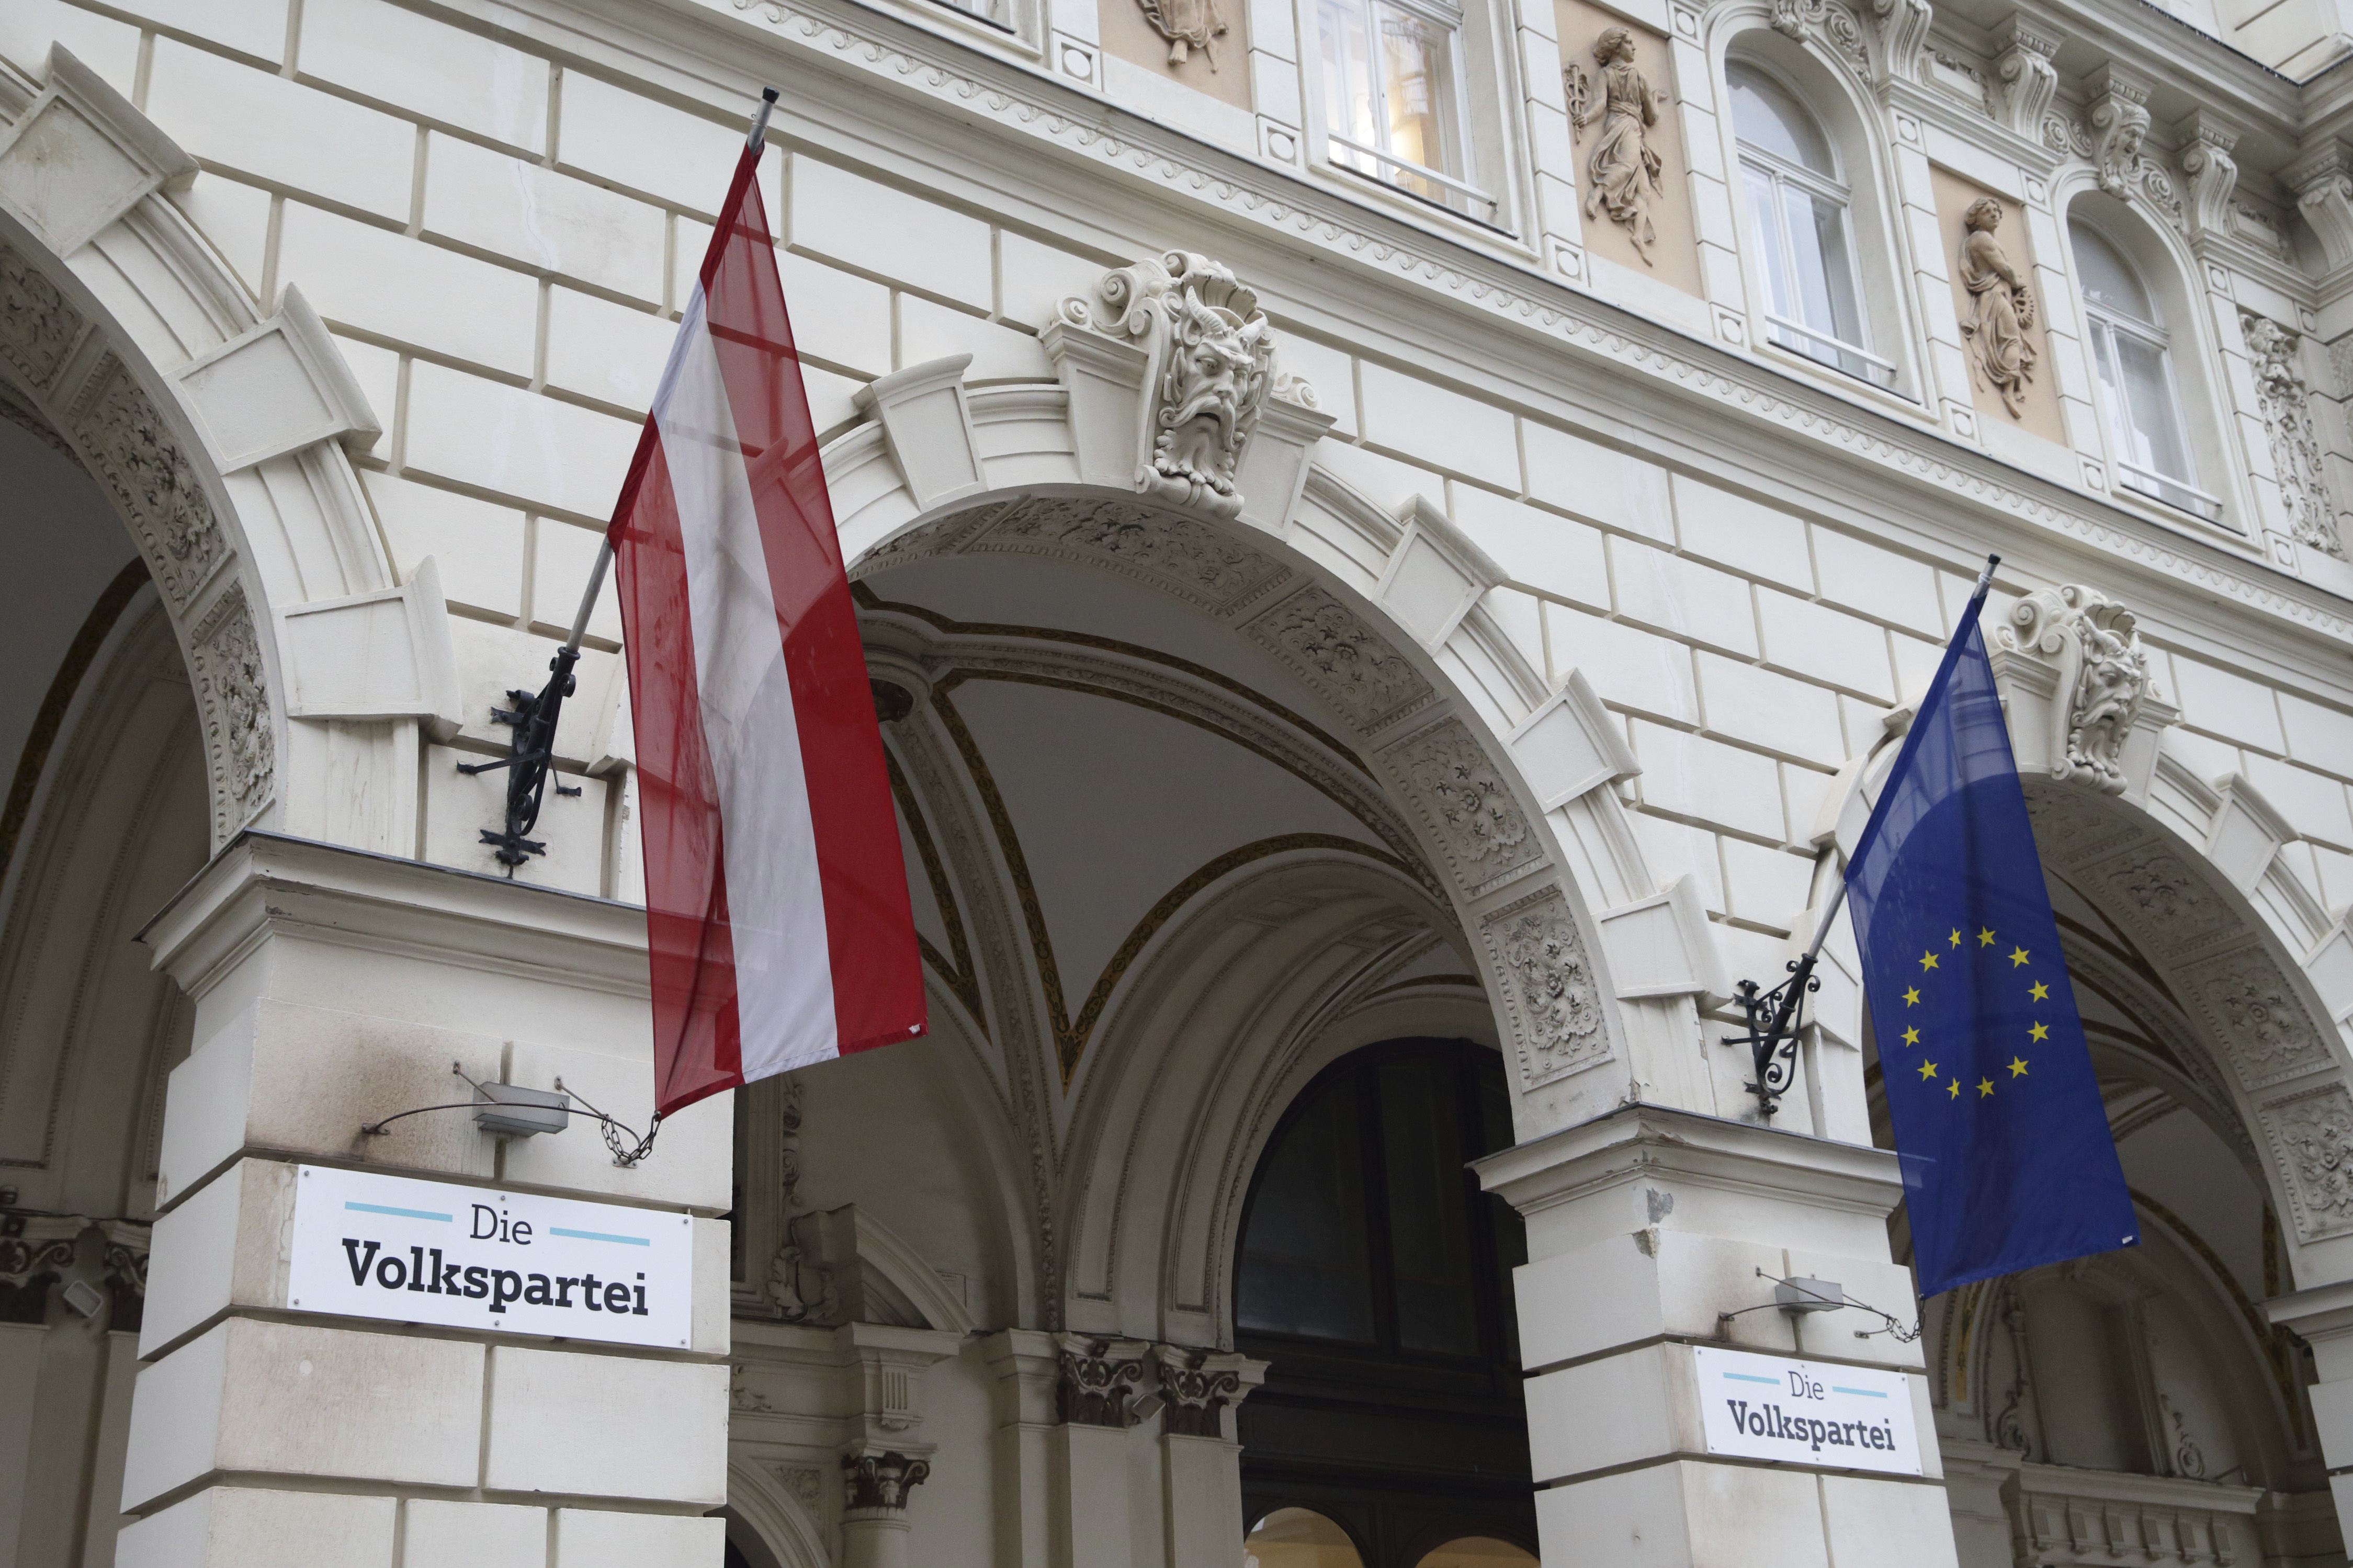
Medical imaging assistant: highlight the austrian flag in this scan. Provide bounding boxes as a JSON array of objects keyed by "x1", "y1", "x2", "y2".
[{"x1": 608, "y1": 117, "x2": 924, "y2": 1118}]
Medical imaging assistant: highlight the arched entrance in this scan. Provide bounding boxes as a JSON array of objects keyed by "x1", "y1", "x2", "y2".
[{"x1": 1234, "y1": 1038, "x2": 1535, "y2": 1568}]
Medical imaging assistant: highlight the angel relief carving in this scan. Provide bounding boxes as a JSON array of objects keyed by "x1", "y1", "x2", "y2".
[
  {"x1": 1569, "y1": 29, "x2": 1667, "y2": 265},
  {"x1": 1136, "y1": 0, "x2": 1226, "y2": 69},
  {"x1": 1959, "y1": 198, "x2": 2038, "y2": 418}
]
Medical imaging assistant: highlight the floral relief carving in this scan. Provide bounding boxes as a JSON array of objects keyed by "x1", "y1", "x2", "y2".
[
  {"x1": 774, "y1": 1464, "x2": 825, "y2": 1510},
  {"x1": 1482, "y1": 887, "x2": 1609, "y2": 1088},
  {"x1": 975, "y1": 495, "x2": 1289, "y2": 610},
  {"x1": 0, "y1": 245, "x2": 84, "y2": 388},
  {"x1": 70, "y1": 360, "x2": 225, "y2": 609},
  {"x1": 1153, "y1": 1344, "x2": 1249, "y2": 1437},
  {"x1": 2243, "y1": 314, "x2": 2345, "y2": 559},
  {"x1": 841, "y1": 1451, "x2": 930, "y2": 1513},
  {"x1": 1998, "y1": 586, "x2": 2153, "y2": 795},
  {"x1": 1059, "y1": 253, "x2": 1297, "y2": 519},
  {"x1": 188, "y1": 589, "x2": 275, "y2": 838},
  {"x1": 2187, "y1": 950, "x2": 2334, "y2": 1090},
  {"x1": 1390, "y1": 719, "x2": 1538, "y2": 891},
  {"x1": 2259, "y1": 1085, "x2": 2353, "y2": 1240},
  {"x1": 1243, "y1": 582, "x2": 1433, "y2": 733},
  {"x1": 1569, "y1": 30, "x2": 1667, "y2": 265},
  {"x1": 1959, "y1": 198, "x2": 2038, "y2": 419},
  {"x1": 1055, "y1": 1334, "x2": 1153, "y2": 1427}
]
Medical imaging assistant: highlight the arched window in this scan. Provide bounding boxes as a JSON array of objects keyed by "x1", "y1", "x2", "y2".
[
  {"x1": 1236, "y1": 1039, "x2": 1534, "y2": 1568},
  {"x1": 2069, "y1": 219, "x2": 2218, "y2": 521},
  {"x1": 1728, "y1": 60, "x2": 1890, "y2": 389}
]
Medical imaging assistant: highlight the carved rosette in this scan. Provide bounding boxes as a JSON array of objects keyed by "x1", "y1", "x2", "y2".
[
  {"x1": 1057, "y1": 253, "x2": 1314, "y2": 519},
  {"x1": 2182, "y1": 948, "x2": 2335, "y2": 1091},
  {"x1": 187, "y1": 588, "x2": 277, "y2": 838},
  {"x1": 1997, "y1": 586, "x2": 2155, "y2": 796},
  {"x1": 2258, "y1": 1084, "x2": 2353, "y2": 1241},
  {"x1": 1243, "y1": 582, "x2": 1433, "y2": 734},
  {"x1": 1387, "y1": 719, "x2": 1539, "y2": 895},
  {"x1": 1055, "y1": 1333, "x2": 1155, "y2": 1427},
  {"x1": 2242, "y1": 314, "x2": 2344, "y2": 558},
  {"x1": 1481, "y1": 885, "x2": 1609, "y2": 1089},
  {"x1": 841, "y1": 1451, "x2": 931, "y2": 1514}
]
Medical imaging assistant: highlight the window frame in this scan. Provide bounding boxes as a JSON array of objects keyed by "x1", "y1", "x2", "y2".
[
  {"x1": 2070, "y1": 220, "x2": 2224, "y2": 525},
  {"x1": 1306, "y1": 0, "x2": 1514, "y2": 232},
  {"x1": 1727, "y1": 59, "x2": 1893, "y2": 390}
]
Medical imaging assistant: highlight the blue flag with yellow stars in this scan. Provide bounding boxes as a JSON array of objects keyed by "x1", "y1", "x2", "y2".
[{"x1": 1845, "y1": 581, "x2": 2136, "y2": 1298}]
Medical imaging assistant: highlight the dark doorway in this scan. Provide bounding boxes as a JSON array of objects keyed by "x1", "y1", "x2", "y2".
[{"x1": 1235, "y1": 1039, "x2": 1537, "y2": 1568}]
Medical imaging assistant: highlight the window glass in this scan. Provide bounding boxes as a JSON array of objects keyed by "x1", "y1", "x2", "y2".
[
  {"x1": 1377, "y1": 1056, "x2": 1477, "y2": 1354},
  {"x1": 1238, "y1": 1078, "x2": 1377, "y2": 1340},
  {"x1": 1246, "y1": 1510, "x2": 1367, "y2": 1568},
  {"x1": 1727, "y1": 63, "x2": 1832, "y2": 175},
  {"x1": 1318, "y1": 0, "x2": 1483, "y2": 216},
  {"x1": 2071, "y1": 222, "x2": 2154, "y2": 322},
  {"x1": 1413, "y1": 1539, "x2": 1539, "y2": 1568}
]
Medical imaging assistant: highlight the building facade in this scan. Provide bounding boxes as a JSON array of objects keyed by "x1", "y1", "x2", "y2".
[{"x1": 5, "y1": 0, "x2": 2353, "y2": 1559}]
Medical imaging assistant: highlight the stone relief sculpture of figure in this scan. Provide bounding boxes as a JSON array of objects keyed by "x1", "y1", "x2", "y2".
[
  {"x1": 1571, "y1": 29, "x2": 1667, "y2": 265},
  {"x1": 1137, "y1": 0, "x2": 1226, "y2": 68},
  {"x1": 1998, "y1": 584, "x2": 2152, "y2": 795},
  {"x1": 1958, "y1": 197, "x2": 2038, "y2": 418}
]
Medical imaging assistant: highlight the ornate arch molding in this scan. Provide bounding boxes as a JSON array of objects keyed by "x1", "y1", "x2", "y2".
[
  {"x1": 725, "y1": 1455, "x2": 832, "y2": 1568},
  {"x1": 824, "y1": 252, "x2": 1736, "y2": 1143},
  {"x1": 0, "y1": 45, "x2": 456, "y2": 850}
]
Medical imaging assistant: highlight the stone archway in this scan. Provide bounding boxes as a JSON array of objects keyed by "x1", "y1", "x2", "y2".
[
  {"x1": 0, "y1": 43, "x2": 459, "y2": 854},
  {"x1": 822, "y1": 250, "x2": 1739, "y2": 1149}
]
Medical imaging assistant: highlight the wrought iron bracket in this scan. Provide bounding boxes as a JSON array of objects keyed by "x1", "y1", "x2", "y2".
[
  {"x1": 456, "y1": 646, "x2": 581, "y2": 873},
  {"x1": 1722, "y1": 953, "x2": 1822, "y2": 1117}
]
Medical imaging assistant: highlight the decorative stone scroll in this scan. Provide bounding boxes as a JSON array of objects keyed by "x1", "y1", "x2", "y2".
[
  {"x1": 1055, "y1": 1334, "x2": 1155, "y2": 1427},
  {"x1": 841, "y1": 1451, "x2": 931, "y2": 1513},
  {"x1": 1996, "y1": 586, "x2": 2155, "y2": 796},
  {"x1": 1055, "y1": 253, "x2": 1287, "y2": 519},
  {"x1": 2087, "y1": 67, "x2": 2152, "y2": 202},
  {"x1": 2242, "y1": 314, "x2": 2344, "y2": 558},
  {"x1": 1152, "y1": 1344, "x2": 1251, "y2": 1437}
]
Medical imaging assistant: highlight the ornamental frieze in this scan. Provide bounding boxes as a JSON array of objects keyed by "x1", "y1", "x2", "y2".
[{"x1": 1242, "y1": 582, "x2": 1434, "y2": 735}]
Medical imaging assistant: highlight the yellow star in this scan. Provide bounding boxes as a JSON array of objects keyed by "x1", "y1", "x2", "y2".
[
  {"x1": 1978, "y1": 1078, "x2": 1995, "y2": 1097},
  {"x1": 2009, "y1": 946, "x2": 2030, "y2": 967},
  {"x1": 2029, "y1": 981, "x2": 2049, "y2": 1002},
  {"x1": 1977, "y1": 927, "x2": 1996, "y2": 947},
  {"x1": 1903, "y1": 987, "x2": 1920, "y2": 1006},
  {"x1": 1917, "y1": 1060, "x2": 1939, "y2": 1081},
  {"x1": 1920, "y1": 951, "x2": 1940, "y2": 971},
  {"x1": 2008, "y1": 1056, "x2": 2029, "y2": 1077},
  {"x1": 2029, "y1": 1021, "x2": 2050, "y2": 1042},
  {"x1": 1902, "y1": 1026, "x2": 1921, "y2": 1046},
  {"x1": 1949, "y1": 928, "x2": 1962, "y2": 948},
  {"x1": 1945, "y1": 1077, "x2": 1961, "y2": 1099}
]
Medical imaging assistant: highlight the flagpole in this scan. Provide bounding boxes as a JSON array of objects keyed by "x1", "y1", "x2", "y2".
[
  {"x1": 1727, "y1": 551, "x2": 2000, "y2": 1113},
  {"x1": 458, "y1": 85, "x2": 782, "y2": 873},
  {"x1": 554, "y1": 87, "x2": 779, "y2": 661}
]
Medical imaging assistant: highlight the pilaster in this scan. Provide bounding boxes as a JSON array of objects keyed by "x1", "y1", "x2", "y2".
[{"x1": 1478, "y1": 1104, "x2": 1956, "y2": 1567}]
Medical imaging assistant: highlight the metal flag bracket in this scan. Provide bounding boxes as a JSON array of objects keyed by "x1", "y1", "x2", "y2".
[
  {"x1": 457, "y1": 85, "x2": 780, "y2": 878},
  {"x1": 1721, "y1": 876, "x2": 1843, "y2": 1119}
]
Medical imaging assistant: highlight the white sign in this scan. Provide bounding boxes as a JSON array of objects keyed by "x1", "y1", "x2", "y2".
[
  {"x1": 1693, "y1": 1346, "x2": 1921, "y2": 1475},
  {"x1": 289, "y1": 1165, "x2": 693, "y2": 1349}
]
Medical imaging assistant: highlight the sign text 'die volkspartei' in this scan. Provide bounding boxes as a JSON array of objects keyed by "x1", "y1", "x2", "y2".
[
  {"x1": 287, "y1": 1165, "x2": 693, "y2": 1349},
  {"x1": 1693, "y1": 1346, "x2": 1922, "y2": 1475}
]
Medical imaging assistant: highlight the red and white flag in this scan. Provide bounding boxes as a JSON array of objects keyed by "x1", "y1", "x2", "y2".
[{"x1": 608, "y1": 132, "x2": 924, "y2": 1118}]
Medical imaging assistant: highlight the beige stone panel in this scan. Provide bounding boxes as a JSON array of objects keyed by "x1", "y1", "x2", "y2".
[
  {"x1": 1929, "y1": 167, "x2": 2065, "y2": 444},
  {"x1": 402, "y1": 1498, "x2": 548, "y2": 1568},
  {"x1": 1098, "y1": 0, "x2": 1251, "y2": 111},
  {"x1": 123, "y1": 1322, "x2": 482, "y2": 1507},
  {"x1": 1555, "y1": 0, "x2": 1702, "y2": 297},
  {"x1": 554, "y1": 1508, "x2": 726, "y2": 1568},
  {"x1": 117, "y1": 1487, "x2": 395, "y2": 1568},
  {"x1": 484, "y1": 1348, "x2": 727, "y2": 1503}
]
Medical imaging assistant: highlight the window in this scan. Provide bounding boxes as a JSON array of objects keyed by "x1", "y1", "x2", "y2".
[
  {"x1": 1237, "y1": 1039, "x2": 1533, "y2": 1568},
  {"x1": 1318, "y1": 0, "x2": 1492, "y2": 221},
  {"x1": 1728, "y1": 62, "x2": 1891, "y2": 389},
  {"x1": 2069, "y1": 221, "x2": 2220, "y2": 522}
]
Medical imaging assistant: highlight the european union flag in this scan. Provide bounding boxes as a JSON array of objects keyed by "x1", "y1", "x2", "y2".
[{"x1": 1845, "y1": 570, "x2": 2137, "y2": 1298}]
